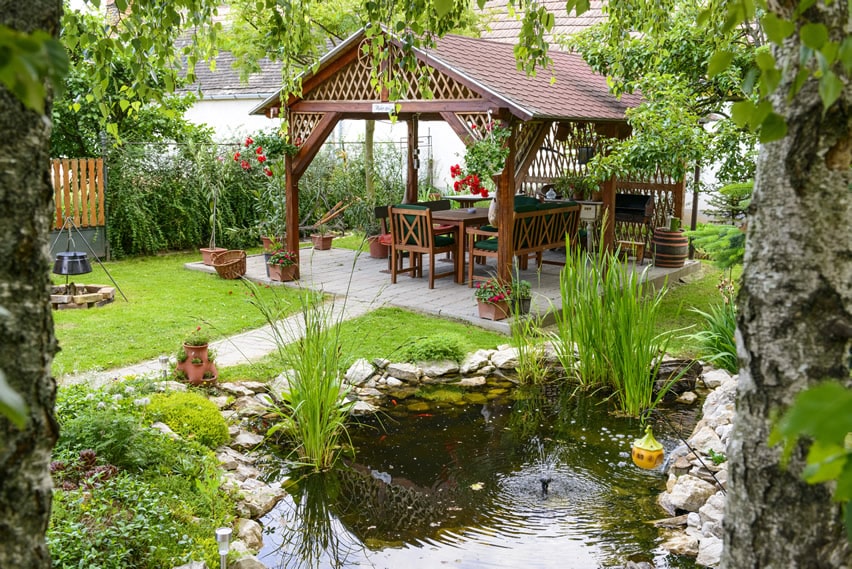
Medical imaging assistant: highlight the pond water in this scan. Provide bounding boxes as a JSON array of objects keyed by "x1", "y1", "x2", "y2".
[{"x1": 258, "y1": 380, "x2": 698, "y2": 569}]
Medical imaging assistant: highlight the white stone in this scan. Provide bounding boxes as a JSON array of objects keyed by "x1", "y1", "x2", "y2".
[
  {"x1": 457, "y1": 376, "x2": 487, "y2": 387},
  {"x1": 155, "y1": 380, "x2": 188, "y2": 392},
  {"x1": 268, "y1": 371, "x2": 294, "y2": 400},
  {"x1": 345, "y1": 358, "x2": 374, "y2": 386},
  {"x1": 686, "y1": 512, "x2": 701, "y2": 529},
  {"x1": 233, "y1": 431, "x2": 265, "y2": 449},
  {"x1": 676, "y1": 391, "x2": 698, "y2": 404},
  {"x1": 460, "y1": 349, "x2": 491, "y2": 374},
  {"x1": 385, "y1": 377, "x2": 404, "y2": 387},
  {"x1": 172, "y1": 561, "x2": 207, "y2": 569},
  {"x1": 668, "y1": 474, "x2": 716, "y2": 512},
  {"x1": 238, "y1": 478, "x2": 286, "y2": 518},
  {"x1": 688, "y1": 425, "x2": 726, "y2": 455},
  {"x1": 385, "y1": 362, "x2": 420, "y2": 382},
  {"x1": 661, "y1": 531, "x2": 699, "y2": 556},
  {"x1": 240, "y1": 381, "x2": 268, "y2": 393},
  {"x1": 236, "y1": 518, "x2": 264, "y2": 551},
  {"x1": 151, "y1": 421, "x2": 180, "y2": 440},
  {"x1": 696, "y1": 536, "x2": 723, "y2": 567},
  {"x1": 699, "y1": 492, "x2": 726, "y2": 527},
  {"x1": 219, "y1": 383, "x2": 255, "y2": 397},
  {"x1": 491, "y1": 347, "x2": 519, "y2": 369},
  {"x1": 234, "y1": 463, "x2": 262, "y2": 481},
  {"x1": 209, "y1": 395, "x2": 230, "y2": 409},
  {"x1": 702, "y1": 369, "x2": 732, "y2": 389},
  {"x1": 216, "y1": 447, "x2": 255, "y2": 470},
  {"x1": 420, "y1": 359, "x2": 460, "y2": 377},
  {"x1": 231, "y1": 557, "x2": 268, "y2": 569},
  {"x1": 232, "y1": 396, "x2": 271, "y2": 418},
  {"x1": 715, "y1": 424, "x2": 733, "y2": 445},
  {"x1": 372, "y1": 357, "x2": 390, "y2": 369},
  {"x1": 350, "y1": 400, "x2": 378, "y2": 415}
]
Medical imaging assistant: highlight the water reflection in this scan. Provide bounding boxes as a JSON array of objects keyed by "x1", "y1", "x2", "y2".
[{"x1": 259, "y1": 383, "x2": 695, "y2": 569}]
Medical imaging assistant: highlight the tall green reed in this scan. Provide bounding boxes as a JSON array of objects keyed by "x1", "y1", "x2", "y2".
[
  {"x1": 510, "y1": 304, "x2": 550, "y2": 385},
  {"x1": 552, "y1": 221, "x2": 673, "y2": 416},
  {"x1": 685, "y1": 277, "x2": 738, "y2": 373},
  {"x1": 246, "y1": 282, "x2": 352, "y2": 471}
]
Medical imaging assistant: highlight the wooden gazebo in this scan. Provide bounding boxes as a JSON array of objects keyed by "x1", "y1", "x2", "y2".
[{"x1": 251, "y1": 29, "x2": 684, "y2": 282}]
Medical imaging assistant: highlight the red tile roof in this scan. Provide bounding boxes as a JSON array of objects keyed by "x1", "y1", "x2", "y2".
[
  {"x1": 479, "y1": 0, "x2": 607, "y2": 44},
  {"x1": 428, "y1": 34, "x2": 640, "y2": 121}
]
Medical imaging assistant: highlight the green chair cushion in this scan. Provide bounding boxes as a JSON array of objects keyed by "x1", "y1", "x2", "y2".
[
  {"x1": 514, "y1": 195, "x2": 540, "y2": 209},
  {"x1": 473, "y1": 237, "x2": 498, "y2": 251},
  {"x1": 478, "y1": 225, "x2": 498, "y2": 232},
  {"x1": 434, "y1": 234, "x2": 455, "y2": 247}
]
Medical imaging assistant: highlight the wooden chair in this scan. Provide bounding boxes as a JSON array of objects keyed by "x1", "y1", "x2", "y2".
[{"x1": 388, "y1": 204, "x2": 458, "y2": 288}]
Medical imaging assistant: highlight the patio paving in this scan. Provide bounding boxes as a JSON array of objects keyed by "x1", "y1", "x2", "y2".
[{"x1": 187, "y1": 244, "x2": 701, "y2": 333}]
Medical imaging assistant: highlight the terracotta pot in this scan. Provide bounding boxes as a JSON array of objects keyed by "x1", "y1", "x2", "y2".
[
  {"x1": 269, "y1": 264, "x2": 298, "y2": 282},
  {"x1": 200, "y1": 247, "x2": 227, "y2": 266},
  {"x1": 311, "y1": 234, "x2": 333, "y2": 250},
  {"x1": 175, "y1": 343, "x2": 218, "y2": 386},
  {"x1": 477, "y1": 300, "x2": 510, "y2": 321},
  {"x1": 261, "y1": 235, "x2": 285, "y2": 252},
  {"x1": 368, "y1": 236, "x2": 389, "y2": 258}
]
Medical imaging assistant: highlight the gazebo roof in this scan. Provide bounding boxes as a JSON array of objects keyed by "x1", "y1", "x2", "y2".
[{"x1": 250, "y1": 28, "x2": 639, "y2": 123}]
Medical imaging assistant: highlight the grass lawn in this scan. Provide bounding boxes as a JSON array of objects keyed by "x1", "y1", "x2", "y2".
[{"x1": 51, "y1": 250, "x2": 301, "y2": 376}]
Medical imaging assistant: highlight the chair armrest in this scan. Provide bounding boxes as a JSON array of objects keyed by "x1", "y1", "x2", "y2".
[{"x1": 466, "y1": 226, "x2": 499, "y2": 238}]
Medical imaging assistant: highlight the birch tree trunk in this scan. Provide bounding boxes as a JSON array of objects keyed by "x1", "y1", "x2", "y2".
[
  {"x1": 0, "y1": 1, "x2": 61, "y2": 567},
  {"x1": 721, "y1": 2, "x2": 852, "y2": 567}
]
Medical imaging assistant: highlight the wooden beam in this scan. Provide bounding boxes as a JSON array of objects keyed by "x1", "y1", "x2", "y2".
[
  {"x1": 292, "y1": 100, "x2": 494, "y2": 114},
  {"x1": 405, "y1": 116, "x2": 419, "y2": 203},
  {"x1": 440, "y1": 111, "x2": 474, "y2": 144},
  {"x1": 496, "y1": 122, "x2": 517, "y2": 283},
  {"x1": 292, "y1": 112, "x2": 341, "y2": 178},
  {"x1": 284, "y1": 153, "x2": 300, "y2": 280}
]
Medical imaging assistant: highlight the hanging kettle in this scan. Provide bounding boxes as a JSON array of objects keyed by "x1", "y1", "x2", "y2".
[{"x1": 53, "y1": 251, "x2": 92, "y2": 276}]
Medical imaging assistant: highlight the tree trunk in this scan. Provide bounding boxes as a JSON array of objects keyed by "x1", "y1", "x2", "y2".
[
  {"x1": 721, "y1": 2, "x2": 852, "y2": 568},
  {"x1": 0, "y1": 2, "x2": 61, "y2": 568}
]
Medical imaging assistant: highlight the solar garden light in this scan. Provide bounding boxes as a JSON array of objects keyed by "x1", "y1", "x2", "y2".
[
  {"x1": 158, "y1": 355, "x2": 170, "y2": 379},
  {"x1": 215, "y1": 527, "x2": 232, "y2": 569}
]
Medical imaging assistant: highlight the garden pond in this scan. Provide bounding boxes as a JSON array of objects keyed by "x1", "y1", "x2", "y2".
[{"x1": 257, "y1": 380, "x2": 699, "y2": 569}]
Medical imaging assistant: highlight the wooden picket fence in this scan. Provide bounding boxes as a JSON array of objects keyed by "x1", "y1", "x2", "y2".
[{"x1": 50, "y1": 158, "x2": 105, "y2": 229}]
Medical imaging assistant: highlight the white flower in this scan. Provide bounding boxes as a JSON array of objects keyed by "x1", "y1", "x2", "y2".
[
  {"x1": 133, "y1": 397, "x2": 151, "y2": 407},
  {"x1": 124, "y1": 386, "x2": 136, "y2": 394},
  {"x1": 96, "y1": 401, "x2": 106, "y2": 409}
]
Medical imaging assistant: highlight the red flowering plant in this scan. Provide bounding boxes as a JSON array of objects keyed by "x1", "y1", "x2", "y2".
[
  {"x1": 234, "y1": 136, "x2": 274, "y2": 178},
  {"x1": 473, "y1": 277, "x2": 511, "y2": 304},
  {"x1": 266, "y1": 250, "x2": 298, "y2": 267},
  {"x1": 450, "y1": 119, "x2": 511, "y2": 197}
]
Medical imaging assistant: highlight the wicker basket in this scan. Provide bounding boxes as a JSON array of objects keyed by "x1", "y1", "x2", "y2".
[{"x1": 211, "y1": 249, "x2": 246, "y2": 279}]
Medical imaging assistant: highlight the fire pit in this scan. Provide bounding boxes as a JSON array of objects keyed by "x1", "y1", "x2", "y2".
[{"x1": 50, "y1": 283, "x2": 115, "y2": 310}]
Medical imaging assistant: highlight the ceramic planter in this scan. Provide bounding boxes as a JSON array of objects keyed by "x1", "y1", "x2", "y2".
[
  {"x1": 199, "y1": 247, "x2": 227, "y2": 266},
  {"x1": 368, "y1": 235, "x2": 389, "y2": 258},
  {"x1": 311, "y1": 234, "x2": 333, "y2": 250},
  {"x1": 175, "y1": 343, "x2": 218, "y2": 386},
  {"x1": 477, "y1": 300, "x2": 510, "y2": 321},
  {"x1": 268, "y1": 264, "x2": 298, "y2": 282}
]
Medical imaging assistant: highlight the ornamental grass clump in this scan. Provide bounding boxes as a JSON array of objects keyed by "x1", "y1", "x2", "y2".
[
  {"x1": 247, "y1": 283, "x2": 352, "y2": 471},
  {"x1": 552, "y1": 215, "x2": 674, "y2": 416},
  {"x1": 685, "y1": 277, "x2": 738, "y2": 373}
]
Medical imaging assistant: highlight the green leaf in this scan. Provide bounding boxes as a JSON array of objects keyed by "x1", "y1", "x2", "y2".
[
  {"x1": 761, "y1": 13, "x2": 794, "y2": 44},
  {"x1": 708, "y1": 51, "x2": 735, "y2": 78},
  {"x1": 839, "y1": 36, "x2": 852, "y2": 75},
  {"x1": 790, "y1": 68, "x2": 810, "y2": 98},
  {"x1": 772, "y1": 382, "x2": 852, "y2": 446},
  {"x1": 755, "y1": 50, "x2": 776, "y2": 71},
  {"x1": 731, "y1": 100, "x2": 756, "y2": 128},
  {"x1": 0, "y1": 370, "x2": 27, "y2": 429},
  {"x1": 759, "y1": 112, "x2": 787, "y2": 142},
  {"x1": 760, "y1": 67, "x2": 782, "y2": 94},
  {"x1": 800, "y1": 23, "x2": 828, "y2": 50},
  {"x1": 837, "y1": 459, "x2": 852, "y2": 502},
  {"x1": 802, "y1": 440, "x2": 848, "y2": 483},
  {"x1": 434, "y1": 0, "x2": 453, "y2": 18},
  {"x1": 818, "y1": 70, "x2": 843, "y2": 112}
]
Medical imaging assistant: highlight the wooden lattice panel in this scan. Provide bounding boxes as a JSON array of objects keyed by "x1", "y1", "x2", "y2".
[
  {"x1": 455, "y1": 113, "x2": 493, "y2": 140},
  {"x1": 401, "y1": 54, "x2": 480, "y2": 101},
  {"x1": 614, "y1": 180, "x2": 681, "y2": 249},
  {"x1": 290, "y1": 112, "x2": 324, "y2": 146},
  {"x1": 304, "y1": 58, "x2": 379, "y2": 101}
]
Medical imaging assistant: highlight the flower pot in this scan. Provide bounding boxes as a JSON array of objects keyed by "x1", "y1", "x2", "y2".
[
  {"x1": 261, "y1": 235, "x2": 285, "y2": 252},
  {"x1": 269, "y1": 264, "x2": 298, "y2": 282},
  {"x1": 263, "y1": 252, "x2": 272, "y2": 277},
  {"x1": 368, "y1": 236, "x2": 389, "y2": 259},
  {"x1": 477, "y1": 300, "x2": 510, "y2": 321},
  {"x1": 200, "y1": 247, "x2": 227, "y2": 266},
  {"x1": 175, "y1": 343, "x2": 217, "y2": 386},
  {"x1": 311, "y1": 234, "x2": 333, "y2": 250},
  {"x1": 511, "y1": 297, "x2": 531, "y2": 315}
]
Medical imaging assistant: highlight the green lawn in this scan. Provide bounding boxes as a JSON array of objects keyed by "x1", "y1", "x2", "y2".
[{"x1": 51, "y1": 250, "x2": 300, "y2": 376}]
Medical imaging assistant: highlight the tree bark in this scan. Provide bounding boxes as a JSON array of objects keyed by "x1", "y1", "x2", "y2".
[
  {"x1": 0, "y1": 1, "x2": 61, "y2": 568},
  {"x1": 721, "y1": 2, "x2": 852, "y2": 568}
]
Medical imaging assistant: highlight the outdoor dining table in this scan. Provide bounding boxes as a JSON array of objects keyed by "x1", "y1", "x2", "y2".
[
  {"x1": 431, "y1": 207, "x2": 490, "y2": 284},
  {"x1": 447, "y1": 194, "x2": 493, "y2": 206}
]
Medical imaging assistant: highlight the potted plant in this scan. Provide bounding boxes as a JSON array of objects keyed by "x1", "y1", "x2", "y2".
[
  {"x1": 199, "y1": 150, "x2": 228, "y2": 265},
  {"x1": 310, "y1": 201, "x2": 350, "y2": 251},
  {"x1": 554, "y1": 173, "x2": 597, "y2": 201},
  {"x1": 450, "y1": 118, "x2": 510, "y2": 199},
  {"x1": 174, "y1": 326, "x2": 218, "y2": 386},
  {"x1": 510, "y1": 279, "x2": 532, "y2": 315},
  {"x1": 474, "y1": 278, "x2": 512, "y2": 321},
  {"x1": 267, "y1": 249, "x2": 299, "y2": 282}
]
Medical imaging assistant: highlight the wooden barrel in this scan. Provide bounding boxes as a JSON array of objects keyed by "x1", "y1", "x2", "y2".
[{"x1": 653, "y1": 229, "x2": 688, "y2": 268}]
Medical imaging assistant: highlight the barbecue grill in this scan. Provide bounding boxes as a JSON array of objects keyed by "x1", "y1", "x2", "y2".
[{"x1": 614, "y1": 193, "x2": 654, "y2": 224}]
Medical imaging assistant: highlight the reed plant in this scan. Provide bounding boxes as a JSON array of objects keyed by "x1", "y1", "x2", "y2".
[
  {"x1": 552, "y1": 221, "x2": 674, "y2": 416},
  {"x1": 246, "y1": 283, "x2": 352, "y2": 471},
  {"x1": 510, "y1": 307, "x2": 550, "y2": 385},
  {"x1": 685, "y1": 277, "x2": 738, "y2": 373}
]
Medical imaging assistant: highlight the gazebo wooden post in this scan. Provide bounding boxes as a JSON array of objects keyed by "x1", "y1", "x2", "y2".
[
  {"x1": 284, "y1": 153, "x2": 300, "y2": 279},
  {"x1": 496, "y1": 121, "x2": 517, "y2": 283},
  {"x1": 404, "y1": 116, "x2": 419, "y2": 203}
]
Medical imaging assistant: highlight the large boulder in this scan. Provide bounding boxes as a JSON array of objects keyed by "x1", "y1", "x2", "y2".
[{"x1": 667, "y1": 474, "x2": 717, "y2": 513}]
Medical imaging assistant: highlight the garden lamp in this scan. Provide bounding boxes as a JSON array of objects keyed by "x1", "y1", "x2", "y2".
[
  {"x1": 158, "y1": 355, "x2": 170, "y2": 380},
  {"x1": 215, "y1": 527, "x2": 232, "y2": 569}
]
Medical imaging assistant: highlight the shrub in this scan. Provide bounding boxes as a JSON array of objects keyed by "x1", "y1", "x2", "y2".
[
  {"x1": 400, "y1": 334, "x2": 465, "y2": 363},
  {"x1": 146, "y1": 391, "x2": 229, "y2": 449},
  {"x1": 685, "y1": 279, "x2": 739, "y2": 373}
]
